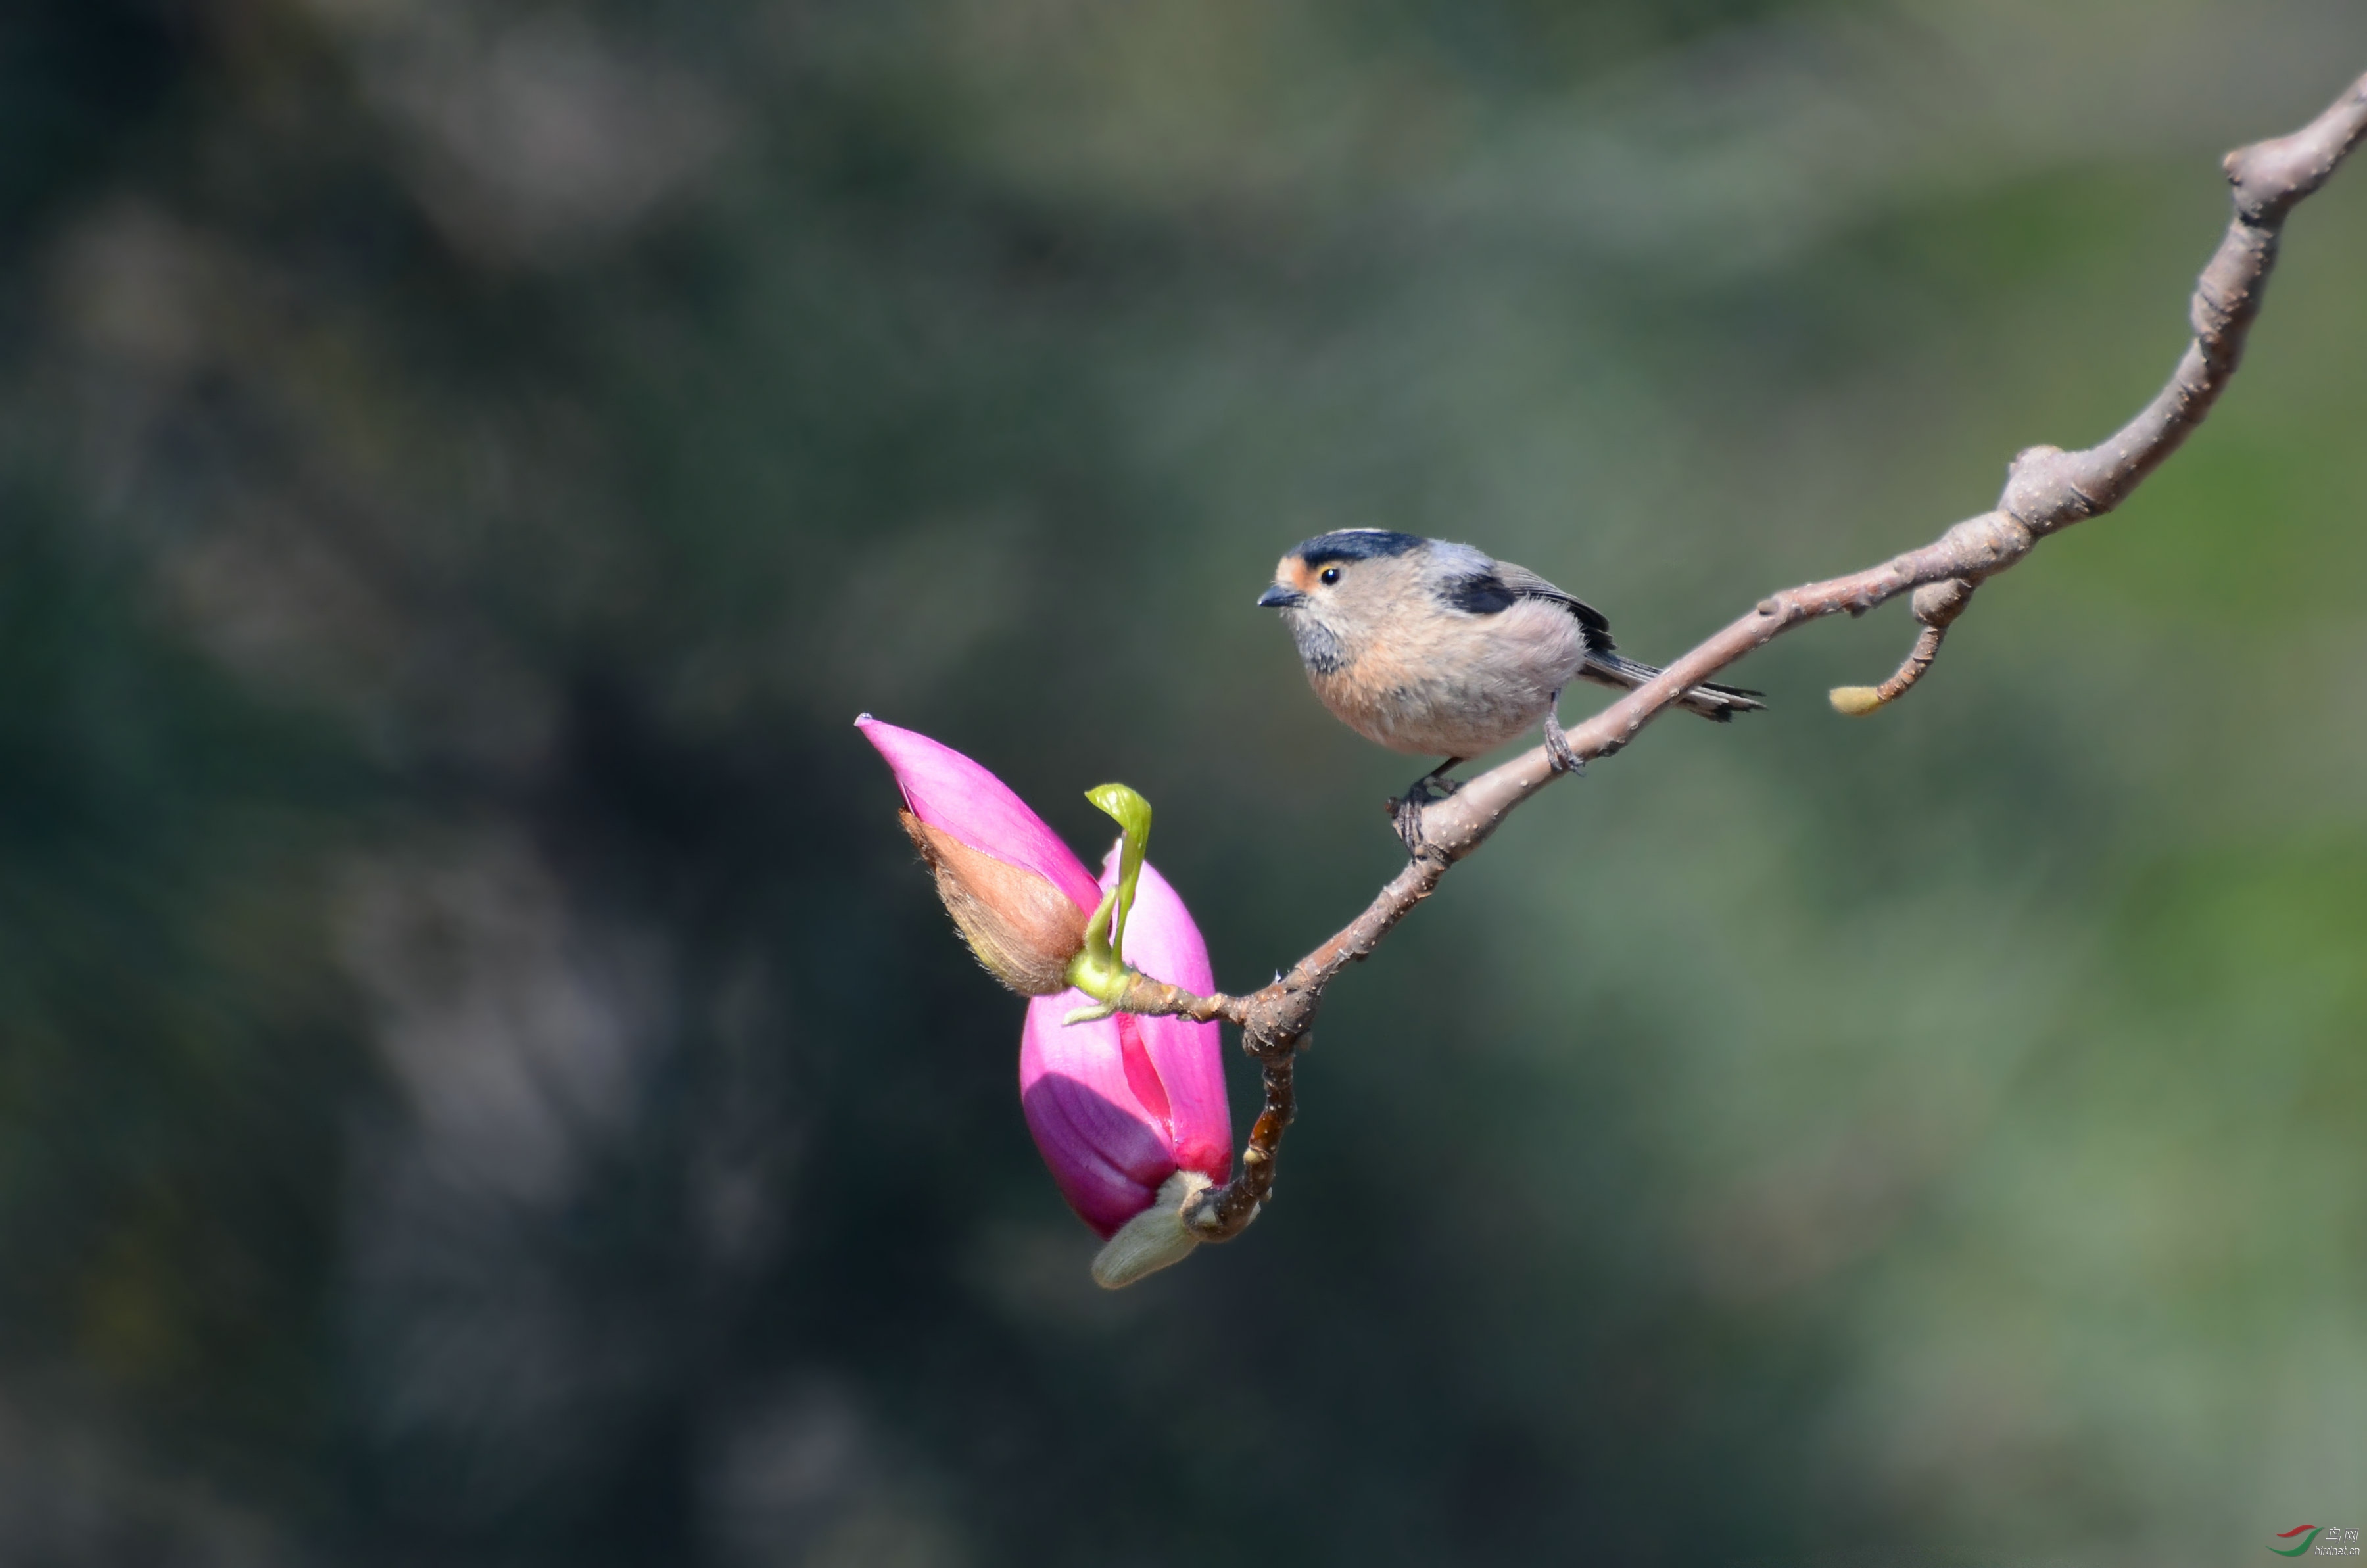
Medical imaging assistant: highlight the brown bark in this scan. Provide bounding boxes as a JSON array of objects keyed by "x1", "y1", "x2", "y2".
[{"x1": 1116, "y1": 70, "x2": 2367, "y2": 1247}]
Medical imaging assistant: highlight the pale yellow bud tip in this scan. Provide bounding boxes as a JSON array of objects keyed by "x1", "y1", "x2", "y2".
[
  {"x1": 1827, "y1": 686, "x2": 1886, "y2": 717},
  {"x1": 1091, "y1": 1170, "x2": 1213, "y2": 1289}
]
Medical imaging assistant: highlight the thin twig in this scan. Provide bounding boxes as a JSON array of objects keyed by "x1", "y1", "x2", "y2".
[
  {"x1": 1136, "y1": 69, "x2": 2367, "y2": 1247},
  {"x1": 1829, "y1": 577, "x2": 1976, "y2": 715}
]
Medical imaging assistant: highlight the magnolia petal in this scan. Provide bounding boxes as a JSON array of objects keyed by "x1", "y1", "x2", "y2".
[
  {"x1": 856, "y1": 716, "x2": 1103, "y2": 915},
  {"x1": 1091, "y1": 1170, "x2": 1210, "y2": 1289},
  {"x1": 1019, "y1": 851, "x2": 1231, "y2": 1235},
  {"x1": 1020, "y1": 995, "x2": 1174, "y2": 1235},
  {"x1": 1099, "y1": 849, "x2": 1231, "y2": 1185}
]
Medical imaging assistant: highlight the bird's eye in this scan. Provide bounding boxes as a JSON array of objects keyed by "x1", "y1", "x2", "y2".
[{"x1": 1319, "y1": 567, "x2": 1341, "y2": 586}]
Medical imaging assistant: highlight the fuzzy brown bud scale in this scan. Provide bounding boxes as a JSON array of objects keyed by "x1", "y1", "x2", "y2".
[{"x1": 901, "y1": 811, "x2": 1088, "y2": 995}]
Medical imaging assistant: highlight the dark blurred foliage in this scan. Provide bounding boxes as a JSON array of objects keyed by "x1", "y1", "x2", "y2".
[{"x1": 1, "y1": 1, "x2": 2365, "y2": 1563}]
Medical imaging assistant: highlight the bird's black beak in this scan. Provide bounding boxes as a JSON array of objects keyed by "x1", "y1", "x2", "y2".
[{"x1": 1256, "y1": 584, "x2": 1307, "y2": 609}]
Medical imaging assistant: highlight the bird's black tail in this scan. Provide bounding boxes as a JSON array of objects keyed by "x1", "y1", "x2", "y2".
[{"x1": 1577, "y1": 652, "x2": 1765, "y2": 721}]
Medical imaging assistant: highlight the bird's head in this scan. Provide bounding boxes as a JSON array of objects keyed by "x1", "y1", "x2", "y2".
[{"x1": 1256, "y1": 530, "x2": 1431, "y2": 661}]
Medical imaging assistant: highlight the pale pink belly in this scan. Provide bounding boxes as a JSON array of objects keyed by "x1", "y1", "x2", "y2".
[{"x1": 1310, "y1": 606, "x2": 1586, "y2": 758}]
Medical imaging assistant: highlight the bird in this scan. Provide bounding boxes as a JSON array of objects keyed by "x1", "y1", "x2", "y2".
[{"x1": 1256, "y1": 528, "x2": 1763, "y2": 851}]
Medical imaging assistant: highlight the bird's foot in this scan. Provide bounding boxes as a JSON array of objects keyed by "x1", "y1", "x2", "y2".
[
  {"x1": 1386, "y1": 770, "x2": 1462, "y2": 858},
  {"x1": 1389, "y1": 792, "x2": 1433, "y2": 858},
  {"x1": 1543, "y1": 711, "x2": 1584, "y2": 776}
]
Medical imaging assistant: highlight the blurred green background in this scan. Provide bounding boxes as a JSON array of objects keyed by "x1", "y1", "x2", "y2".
[{"x1": 2, "y1": 0, "x2": 2364, "y2": 1563}]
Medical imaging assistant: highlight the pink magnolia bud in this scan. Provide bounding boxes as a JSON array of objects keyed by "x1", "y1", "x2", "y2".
[
  {"x1": 1022, "y1": 851, "x2": 1231, "y2": 1285},
  {"x1": 858, "y1": 715, "x2": 1232, "y2": 1286},
  {"x1": 859, "y1": 715, "x2": 1102, "y2": 995}
]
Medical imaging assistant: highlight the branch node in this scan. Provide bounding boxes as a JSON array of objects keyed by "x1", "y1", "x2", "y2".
[
  {"x1": 1999, "y1": 447, "x2": 2089, "y2": 534},
  {"x1": 1909, "y1": 577, "x2": 1976, "y2": 629},
  {"x1": 2226, "y1": 76, "x2": 2367, "y2": 222}
]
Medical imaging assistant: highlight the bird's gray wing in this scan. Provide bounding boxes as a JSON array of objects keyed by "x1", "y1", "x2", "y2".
[
  {"x1": 1468, "y1": 556, "x2": 1764, "y2": 718},
  {"x1": 1488, "y1": 559, "x2": 1615, "y2": 653}
]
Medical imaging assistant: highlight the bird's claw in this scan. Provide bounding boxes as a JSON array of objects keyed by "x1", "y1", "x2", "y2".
[
  {"x1": 1386, "y1": 772, "x2": 1460, "y2": 859},
  {"x1": 1389, "y1": 792, "x2": 1429, "y2": 857},
  {"x1": 1544, "y1": 715, "x2": 1583, "y2": 776}
]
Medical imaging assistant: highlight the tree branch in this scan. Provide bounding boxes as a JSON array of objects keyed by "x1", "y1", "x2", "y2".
[{"x1": 1137, "y1": 68, "x2": 2367, "y2": 1247}]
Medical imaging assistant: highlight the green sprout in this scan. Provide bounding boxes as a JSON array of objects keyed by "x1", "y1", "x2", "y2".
[{"x1": 1063, "y1": 783, "x2": 1155, "y2": 1023}]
